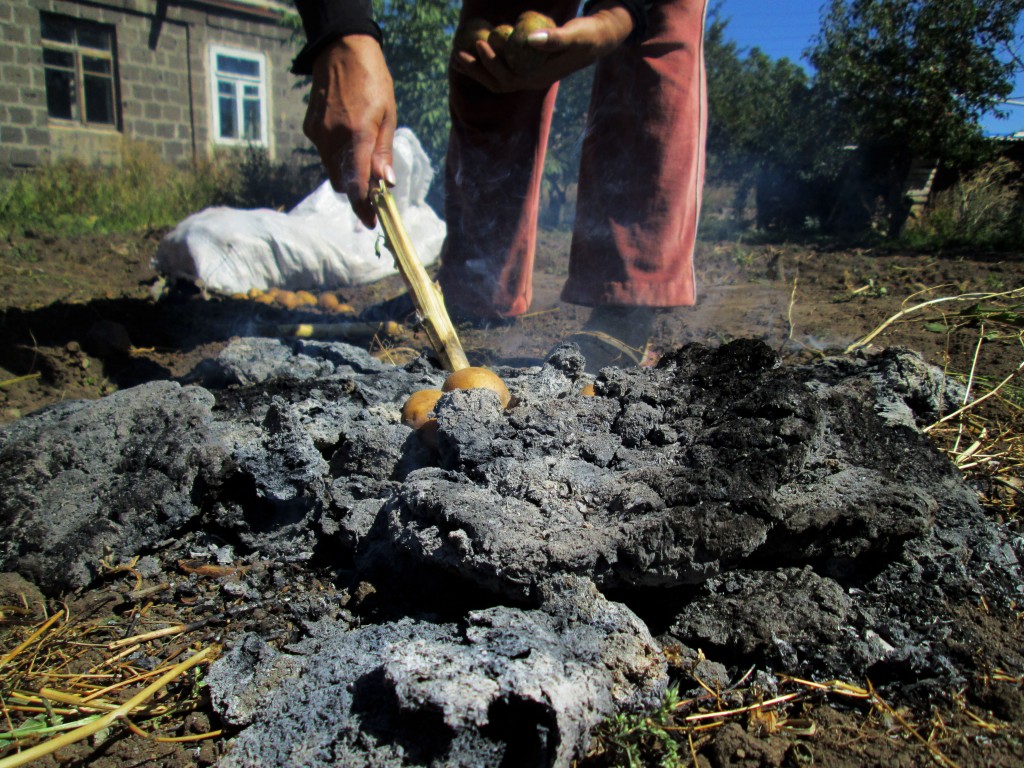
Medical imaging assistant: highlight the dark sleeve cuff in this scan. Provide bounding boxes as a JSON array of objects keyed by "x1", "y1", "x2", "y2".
[
  {"x1": 582, "y1": 0, "x2": 655, "y2": 43},
  {"x1": 291, "y1": 0, "x2": 382, "y2": 75}
]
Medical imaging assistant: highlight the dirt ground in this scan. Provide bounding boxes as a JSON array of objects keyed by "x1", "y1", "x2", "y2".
[{"x1": 1, "y1": 228, "x2": 1022, "y2": 766}]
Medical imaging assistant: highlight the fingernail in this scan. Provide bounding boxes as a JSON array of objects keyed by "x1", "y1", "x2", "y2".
[
  {"x1": 527, "y1": 31, "x2": 549, "y2": 43},
  {"x1": 384, "y1": 164, "x2": 397, "y2": 186}
]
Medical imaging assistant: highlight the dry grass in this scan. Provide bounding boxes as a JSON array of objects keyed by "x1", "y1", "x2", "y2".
[
  {"x1": 0, "y1": 565, "x2": 222, "y2": 764},
  {"x1": 585, "y1": 654, "x2": 1023, "y2": 768},
  {"x1": 843, "y1": 283, "x2": 1024, "y2": 521}
]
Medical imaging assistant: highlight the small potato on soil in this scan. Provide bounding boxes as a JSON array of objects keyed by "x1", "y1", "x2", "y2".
[
  {"x1": 275, "y1": 291, "x2": 300, "y2": 310},
  {"x1": 442, "y1": 367, "x2": 511, "y2": 409},
  {"x1": 318, "y1": 292, "x2": 356, "y2": 314},
  {"x1": 402, "y1": 389, "x2": 444, "y2": 449},
  {"x1": 295, "y1": 290, "x2": 318, "y2": 306},
  {"x1": 401, "y1": 389, "x2": 443, "y2": 430},
  {"x1": 318, "y1": 292, "x2": 341, "y2": 311}
]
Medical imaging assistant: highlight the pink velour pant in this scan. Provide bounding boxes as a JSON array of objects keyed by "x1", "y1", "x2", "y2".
[{"x1": 437, "y1": 0, "x2": 708, "y2": 319}]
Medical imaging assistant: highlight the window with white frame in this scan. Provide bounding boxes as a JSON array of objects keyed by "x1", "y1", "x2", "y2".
[
  {"x1": 41, "y1": 13, "x2": 119, "y2": 128},
  {"x1": 209, "y1": 46, "x2": 268, "y2": 146}
]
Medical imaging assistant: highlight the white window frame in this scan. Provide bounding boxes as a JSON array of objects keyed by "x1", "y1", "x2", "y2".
[{"x1": 208, "y1": 44, "x2": 269, "y2": 148}]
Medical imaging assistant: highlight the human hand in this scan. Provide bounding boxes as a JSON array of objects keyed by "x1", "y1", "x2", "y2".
[
  {"x1": 452, "y1": 4, "x2": 634, "y2": 93},
  {"x1": 304, "y1": 35, "x2": 397, "y2": 228}
]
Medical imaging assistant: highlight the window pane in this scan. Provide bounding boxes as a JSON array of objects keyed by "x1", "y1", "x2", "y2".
[
  {"x1": 82, "y1": 56, "x2": 111, "y2": 75},
  {"x1": 43, "y1": 48, "x2": 75, "y2": 69},
  {"x1": 40, "y1": 15, "x2": 75, "y2": 44},
  {"x1": 243, "y1": 97, "x2": 261, "y2": 141},
  {"x1": 243, "y1": 84, "x2": 259, "y2": 98},
  {"x1": 76, "y1": 26, "x2": 111, "y2": 51},
  {"x1": 84, "y1": 74, "x2": 115, "y2": 124},
  {"x1": 44, "y1": 67, "x2": 76, "y2": 119},
  {"x1": 219, "y1": 92, "x2": 238, "y2": 139},
  {"x1": 216, "y1": 54, "x2": 259, "y2": 77}
]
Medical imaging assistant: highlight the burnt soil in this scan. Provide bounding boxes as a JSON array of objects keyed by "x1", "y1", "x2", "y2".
[{"x1": 1, "y1": 228, "x2": 1022, "y2": 767}]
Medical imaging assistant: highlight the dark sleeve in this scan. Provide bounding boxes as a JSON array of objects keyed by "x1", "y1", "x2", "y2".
[
  {"x1": 291, "y1": 0, "x2": 383, "y2": 75},
  {"x1": 582, "y1": 0, "x2": 657, "y2": 43}
]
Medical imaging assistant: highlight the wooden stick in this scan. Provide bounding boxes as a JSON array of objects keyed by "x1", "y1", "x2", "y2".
[
  {"x1": 263, "y1": 321, "x2": 404, "y2": 340},
  {"x1": 371, "y1": 181, "x2": 469, "y2": 372}
]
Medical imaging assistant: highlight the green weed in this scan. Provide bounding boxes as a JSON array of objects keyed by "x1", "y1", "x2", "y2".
[{"x1": 0, "y1": 141, "x2": 318, "y2": 237}]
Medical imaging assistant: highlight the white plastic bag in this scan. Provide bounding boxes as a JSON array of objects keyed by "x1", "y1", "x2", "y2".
[{"x1": 152, "y1": 128, "x2": 445, "y2": 294}]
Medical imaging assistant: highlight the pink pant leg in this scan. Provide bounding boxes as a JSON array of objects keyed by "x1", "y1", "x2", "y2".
[
  {"x1": 562, "y1": 0, "x2": 709, "y2": 308},
  {"x1": 437, "y1": 0, "x2": 580, "y2": 319}
]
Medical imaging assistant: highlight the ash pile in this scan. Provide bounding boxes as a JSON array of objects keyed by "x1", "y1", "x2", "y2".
[{"x1": 1, "y1": 337, "x2": 1020, "y2": 766}]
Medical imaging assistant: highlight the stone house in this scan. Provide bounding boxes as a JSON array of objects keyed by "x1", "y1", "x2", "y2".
[{"x1": 0, "y1": 0, "x2": 309, "y2": 173}]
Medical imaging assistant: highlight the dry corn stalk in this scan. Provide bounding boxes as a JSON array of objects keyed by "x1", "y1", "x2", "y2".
[
  {"x1": 263, "y1": 321, "x2": 405, "y2": 340},
  {"x1": 371, "y1": 181, "x2": 469, "y2": 372}
]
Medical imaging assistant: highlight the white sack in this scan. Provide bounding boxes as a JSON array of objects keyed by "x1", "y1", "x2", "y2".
[{"x1": 152, "y1": 127, "x2": 445, "y2": 294}]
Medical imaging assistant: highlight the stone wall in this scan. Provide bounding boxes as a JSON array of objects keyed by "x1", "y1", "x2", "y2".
[{"x1": 0, "y1": 0, "x2": 309, "y2": 173}]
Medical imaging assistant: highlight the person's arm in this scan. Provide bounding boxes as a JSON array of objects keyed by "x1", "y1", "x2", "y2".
[
  {"x1": 581, "y1": 0, "x2": 656, "y2": 44},
  {"x1": 293, "y1": 0, "x2": 396, "y2": 228}
]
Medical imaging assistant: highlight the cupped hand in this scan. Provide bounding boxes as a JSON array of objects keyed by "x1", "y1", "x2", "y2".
[
  {"x1": 304, "y1": 35, "x2": 397, "y2": 228},
  {"x1": 452, "y1": 5, "x2": 634, "y2": 93}
]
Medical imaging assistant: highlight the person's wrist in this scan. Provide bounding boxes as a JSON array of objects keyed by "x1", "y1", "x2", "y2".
[
  {"x1": 314, "y1": 33, "x2": 382, "y2": 69},
  {"x1": 584, "y1": 0, "x2": 642, "y2": 43},
  {"x1": 587, "y1": 4, "x2": 635, "y2": 52}
]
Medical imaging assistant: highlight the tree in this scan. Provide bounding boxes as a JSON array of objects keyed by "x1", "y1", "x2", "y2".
[
  {"x1": 542, "y1": 67, "x2": 593, "y2": 229},
  {"x1": 809, "y1": 0, "x2": 1024, "y2": 234},
  {"x1": 373, "y1": 0, "x2": 460, "y2": 181},
  {"x1": 704, "y1": 10, "x2": 823, "y2": 228}
]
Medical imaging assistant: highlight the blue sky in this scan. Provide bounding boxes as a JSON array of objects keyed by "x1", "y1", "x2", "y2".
[{"x1": 712, "y1": 0, "x2": 1024, "y2": 136}]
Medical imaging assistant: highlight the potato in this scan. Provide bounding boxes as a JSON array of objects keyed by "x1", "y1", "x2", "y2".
[
  {"x1": 295, "y1": 290, "x2": 318, "y2": 306},
  {"x1": 455, "y1": 17, "x2": 493, "y2": 54},
  {"x1": 488, "y1": 24, "x2": 514, "y2": 54},
  {"x1": 401, "y1": 389, "x2": 443, "y2": 430},
  {"x1": 442, "y1": 367, "x2": 511, "y2": 409},
  {"x1": 318, "y1": 292, "x2": 341, "y2": 311},
  {"x1": 504, "y1": 11, "x2": 556, "y2": 74},
  {"x1": 275, "y1": 290, "x2": 300, "y2": 310}
]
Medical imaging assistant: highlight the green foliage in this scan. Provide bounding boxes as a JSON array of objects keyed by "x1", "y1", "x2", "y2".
[
  {"x1": 373, "y1": 0, "x2": 459, "y2": 177},
  {"x1": 706, "y1": 15, "x2": 813, "y2": 184},
  {"x1": 542, "y1": 67, "x2": 594, "y2": 229},
  {"x1": 0, "y1": 142, "x2": 316, "y2": 236},
  {"x1": 704, "y1": 9, "x2": 836, "y2": 231},
  {"x1": 809, "y1": 0, "x2": 1024, "y2": 234},
  {"x1": 590, "y1": 685, "x2": 685, "y2": 767},
  {"x1": 219, "y1": 144, "x2": 322, "y2": 210}
]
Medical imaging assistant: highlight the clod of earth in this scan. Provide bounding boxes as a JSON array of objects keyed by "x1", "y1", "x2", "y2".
[{"x1": 0, "y1": 336, "x2": 1019, "y2": 766}]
